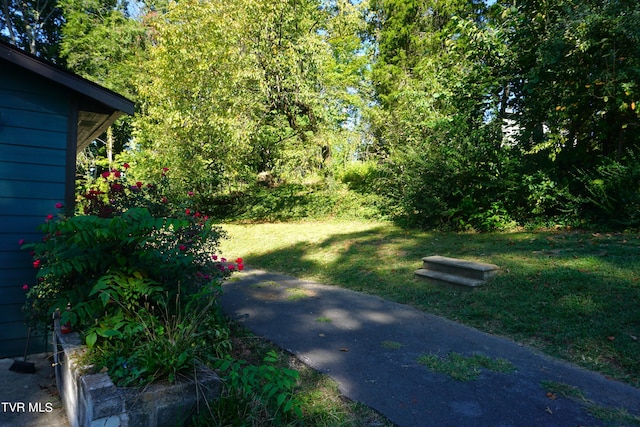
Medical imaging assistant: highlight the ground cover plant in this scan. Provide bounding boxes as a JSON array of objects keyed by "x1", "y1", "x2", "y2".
[
  {"x1": 541, "y1": 381, "x2": 640, "y2": 426},
  {"x1": 195, "y1": 322, "x2": 393, "y2": 426},
  {"x1": 220, "y1": 221, "x2": 640, "y2": 387},
  {"x1": 417, "y1": 352, "x2": 515, "y2": 382}
]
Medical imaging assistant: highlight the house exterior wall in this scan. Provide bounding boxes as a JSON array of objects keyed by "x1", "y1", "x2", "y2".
[{"x1": 0, "y1": 64, "x2": 71, "y2": 358}]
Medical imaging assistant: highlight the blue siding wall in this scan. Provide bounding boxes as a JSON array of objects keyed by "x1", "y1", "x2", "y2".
[{"x1": 0, "y1": 65, "x2": 70, "y2": 357}]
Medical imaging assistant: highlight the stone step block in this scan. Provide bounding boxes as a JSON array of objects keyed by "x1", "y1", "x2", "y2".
[
  {"x1": 421, "y1": 255, "x2": 499, "y2": 281},
  {"x1": 414, "y1": 268, "x2": 485, "y2": 290}
]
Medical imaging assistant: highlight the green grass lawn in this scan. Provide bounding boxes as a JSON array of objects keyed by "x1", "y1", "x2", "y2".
[{"x1": 219, "y1": 220, "x2": 640, "y2": 386}]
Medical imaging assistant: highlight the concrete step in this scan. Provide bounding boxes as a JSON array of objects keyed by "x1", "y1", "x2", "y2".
[
  {"x1": 421, "y1": 255, "x2": 499, "y2": 281},
  {"x1": 414, "y1": 269, "x2": 485, "y2": 290}
]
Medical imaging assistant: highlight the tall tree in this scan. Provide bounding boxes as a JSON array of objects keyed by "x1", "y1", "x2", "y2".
[
  {"x1": 59, "y1": 0, "x2": 146, "y2": 97},
  {"x1": 131, "y1": 0, "x2": 371, "y2": 196},
  {"x1": 367, "y1": 0, "x2": 521, "y2": 229},
  {"x1": 367, "y1": 0, "x2": 640, "y2": 228},
  {"x1": 58, "y1": 0, "x2": 149, "y2": 167},
  {"x1": 132, "y1": 0, "x2": 258, "y2": 195},
  {"x1": 501, "y1": 0, "x2": 640, "y2": 170},
  {"x1": 0, "y1": 0, "x2": 64, "y2": 60}
]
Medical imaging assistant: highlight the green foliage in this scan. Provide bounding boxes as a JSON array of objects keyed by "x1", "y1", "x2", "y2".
[
  {"x1": 367, "y1": 0, "x2": 640, "y2": 229},
  {"x1": 502, "y1": 0, "x2": 640, "y2": 166},
  {"x1": 128, "y1": 0, "x2": 371, "y2": 197},
  {"x1": 0, "y1": 0, "x2": 64, "y2": 60},
  {"x1": 577, "y1": 154, "x2": 640, "y2": 228},
  {"x1": 206, "y1": 182, "x2": 385, "y2": 223},
  {"x1": 8, "y1": 0, "x2": 640, "y2": 230},
  {"x1": 24, "y1": 206, "x2": 227, "y2": 333},
  {"x1": 337, "y1": 161, "x2": 380, "y2": 194},
  {"x1": 59, "y1": 0, "x2": 145, "y2": 98},
  {"x1": 21, "y1": 164, "x2": 239, "y2": 386},
  {"x1": 212, "y1": 351, "x2": 303, "y2": 422},
  {"x1": 378, "y1": 118, "x2": 516, "y2": 230},
  {"x1": 88, "y1": 287, "x2": 231, "y2": 386}
]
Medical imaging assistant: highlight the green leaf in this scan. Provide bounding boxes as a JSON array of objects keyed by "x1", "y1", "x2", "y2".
[
  {"x1": 86, "y1": 332, "x2": 98, "y2": 348},
  {"x1": 276, "y1": 392, "x2": 287, "y2": 408},
  {"x1": 98, "y1": 329, "x2": 121, "y2": 338},
  {"x1": 99, "y1": 291, "x2": 110, "y2": 307}
]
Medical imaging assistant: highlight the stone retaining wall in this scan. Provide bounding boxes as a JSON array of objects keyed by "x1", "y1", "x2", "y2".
[{"x1": 53, "y1": 322, "x2": 221, "y2": 427}]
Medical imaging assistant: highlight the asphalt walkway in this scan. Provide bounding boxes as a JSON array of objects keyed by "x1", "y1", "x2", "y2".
[{"x1": 221, "y1": 268, "x2": 640, "y2": 427}]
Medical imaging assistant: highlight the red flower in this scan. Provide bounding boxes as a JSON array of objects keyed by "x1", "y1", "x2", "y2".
[
  {"x1": 111, "y1": 183, "x2": 123, "y2": 191},
  {"x1": 33, "y1": 259, "x2": 40, "y2": 269},
  {"x1": 123, "y1": 163, "x2": 130, "y2": 169},
  {"x1": 185, "y1": 208, "x2": 191, "y2": 215},
  {"x1": 162, "y1": 167, "x2": 169, "y2": 172},
  {"x1": 45, "y1": 214, "x2": 54, "y2": 222},
  {"x1": 188, "y1": 191, "x2": 194, "y2": 196},
  {"x1": 236, "y1": 257, "x2": 243, "y2": 264},
  {"x1": 113, "y1": 170, "x2": 121, "y2": 178},
  {"x1": 179, "y1": 244, "x2": 187, "y2": 251},
  {"x1": 22, "y1": 284, "x2": 29, "y2": 291},
  {"x1": 136, "y1": 181, "x2": 143, "y2": 188},
  {"x1": 18, "y1": 239, "x2": 25, "y2": 246},
  {"x1": 161, "y1": 197, "x2": 168, "y2": 203},
  {"x1": 55, "y1": 202, "x2": 64, "y2": 209},
  {"x1": 237, "y1": 263, "x2": 244, "y2": 271},
  {"x1": 228, "y1": 264, "x2": 235, "y2": 271},
  {"x1": 194, "y1": 212, "x2": 201, "y2": 218},
  {"x1": 101, "y1": 171, "x2": 110, "y2": 179},
  {"x1": 212, "y1": 255, "x2": 218, "y2": 261}
]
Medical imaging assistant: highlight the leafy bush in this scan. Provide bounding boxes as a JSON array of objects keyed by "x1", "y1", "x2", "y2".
[
  {"x1": 21, "y1": 164, "x2": 242, "y2": 385},
  {"x1": 206, "y1": 182, "x2": 386, "y2": 222},
  {"x1": 210, "y1": 351, "x2": 303, "y2": 423},
  {"x1": 577, "y1": 154, "x2": 640, "y2": 228},
  {"x1": 378, "y1": 121, "x2": 515, "y2": 231},
  {"x1": 88, "y1": 286, "x2": 231, "y2": 386},
  {"x1": 338, "y1": 161, "x2": 381, "y2": 194}
]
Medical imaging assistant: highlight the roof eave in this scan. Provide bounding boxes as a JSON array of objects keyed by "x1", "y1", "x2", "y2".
[{"x1": 0, "y1": 41, "x2": 135, "y2": 116}]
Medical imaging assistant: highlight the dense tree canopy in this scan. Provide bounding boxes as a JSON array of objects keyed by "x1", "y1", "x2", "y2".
[
  {"x1": 368, "y1": 0, "x2": 640, "y2": 229},
  {"x1": 2, "y1": 0, "x2": 639, "y2": 228},
  {"x1": 129, "y1": 0, "x2": 370, "y2": 198}
]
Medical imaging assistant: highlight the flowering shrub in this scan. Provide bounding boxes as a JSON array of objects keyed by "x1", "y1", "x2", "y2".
[
  {"x1": 77, "y1": 163, "x2": 174, "y2": 218},
  {"x1": 21, "y1": 164, "x2": 243, "y2": 385}
]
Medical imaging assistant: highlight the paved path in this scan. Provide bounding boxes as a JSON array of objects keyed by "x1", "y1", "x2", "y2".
[{"x1": 221, "y1": 268, "x2": 640, "y2": 427}]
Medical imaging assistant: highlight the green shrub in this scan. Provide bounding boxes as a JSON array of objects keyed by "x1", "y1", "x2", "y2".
[
  {"x1": 338, "y1": 161, "x2": 380, "y2": 193},
  {"x1": 206, "y1": 182, "x2": 385, "y2": 222},
  {"x1": 211, "y1": 351, "x2": 303, "y2": 422},
  {"x1": 20, "y1": 164, "x2": 242, "y2": 385},
  {"x1": 577, "y1": 154, "x2": 640, "y2": 228},
  {"x1": 378, "y1": 121, "x2": 515, "y2": 231}
]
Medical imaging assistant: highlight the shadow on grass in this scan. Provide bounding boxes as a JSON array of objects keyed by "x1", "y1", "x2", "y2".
[{"x1": 231, "y1": 224, "x2": 640, "y2": 386}]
